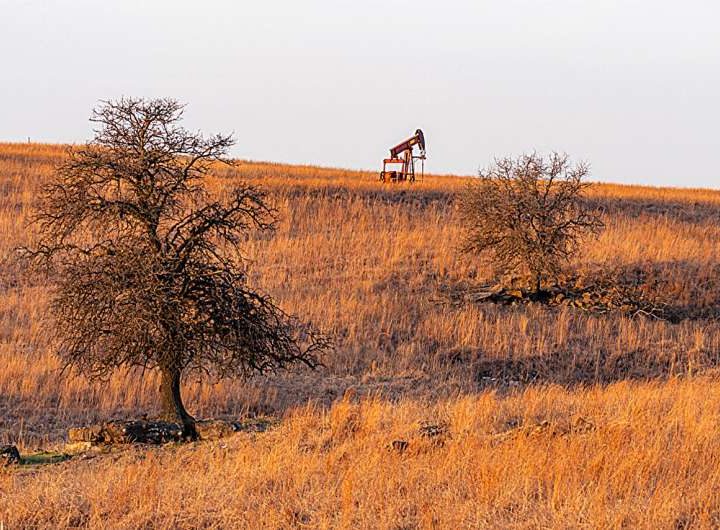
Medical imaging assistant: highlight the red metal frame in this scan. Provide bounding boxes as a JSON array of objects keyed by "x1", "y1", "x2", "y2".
[{"x1": 380, "y1": 129, "x2": 426, "y2": 183}]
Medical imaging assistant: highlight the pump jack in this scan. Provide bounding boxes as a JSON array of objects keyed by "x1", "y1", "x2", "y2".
[{"x1": 380, "y1": 129, "x2": 426, "y2": 183}]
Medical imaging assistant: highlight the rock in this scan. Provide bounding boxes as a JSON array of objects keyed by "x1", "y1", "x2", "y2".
[
  {"x1": 571, "y1": 416, "x2": 595, "y2": 434},
  {"x1": 106, "y1": 420, "x2": 184, "y2": 444},
  {"x1": 243, "y1": 420, "x2": 271, "y2": 433},
  {"x1": 466, "y1": 290, "x2": 495, "y2": 303},
  {"x1": 68, "y1": 419, "x2": 253, "y2": 446},
  {"x1": 68, "y1": 425, "x2": 103, "y2": 443},
  {"x1": 65, "y1": 441, "x2": 94, "y2": 454},
  {"x1": 1, "y1": 445, "x2": 21, "y2": 466},
  {"x1": 111, "y1": 420, "x2": 185, "y2": 444},
  {"x1": 387, "y1": 440, "x2": 409, "y2": 453},
  {"x1": 195, "y1": 420, "x2": 241, "y2": 441},
  {"x1": 418, "y1": 420, "x2": 450, "y2": 447},
  {"x1": 68, "y1": 420, "x2": 184, "y2": 445},
  {"x1": 418, "y1": 421, "x2": 449, "y2": 439}
]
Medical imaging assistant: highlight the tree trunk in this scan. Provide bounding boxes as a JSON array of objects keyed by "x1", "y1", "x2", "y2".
[{"x1": 159, "y1": 366, "x2": 196, "y2": 439}]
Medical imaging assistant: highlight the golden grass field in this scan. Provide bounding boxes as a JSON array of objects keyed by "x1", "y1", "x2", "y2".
[{"x1": 3, "y1": 143, "x2": 720, "y2": 528}]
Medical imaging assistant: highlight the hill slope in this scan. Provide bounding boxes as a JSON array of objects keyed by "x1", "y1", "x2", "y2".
[{"x1": 2, "y1": 144, "x2": 720, "y2": 528}]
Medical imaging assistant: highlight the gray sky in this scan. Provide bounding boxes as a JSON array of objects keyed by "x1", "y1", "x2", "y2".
[{"x1": 2, "y1": 0, "x2": 719, "y2": 187}]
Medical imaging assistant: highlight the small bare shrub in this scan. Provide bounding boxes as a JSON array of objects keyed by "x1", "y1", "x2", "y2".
[{"x1": 459, "y1": 152, "x2": 603, "y2": 293}]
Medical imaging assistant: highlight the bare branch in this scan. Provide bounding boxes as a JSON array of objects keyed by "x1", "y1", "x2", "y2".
[
  {"x1": 459, "y1": 152, "x2": 604, "y2": 292},
  {"x1": 23, "y1": 97, "x2": 330, "y2": 431}
]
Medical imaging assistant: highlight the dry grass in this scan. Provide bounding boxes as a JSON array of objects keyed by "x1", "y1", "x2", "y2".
[
  {"x1": 2, "y1": 143, "x2": 720, "y2": 527},
  {"x1": 4, "y1": 378, "x2": 720, "y2": 529}
]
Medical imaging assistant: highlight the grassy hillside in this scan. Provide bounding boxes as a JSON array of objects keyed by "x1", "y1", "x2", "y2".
[{"x1": 2, "y1": 143, "x2": 720, "y2": 528}]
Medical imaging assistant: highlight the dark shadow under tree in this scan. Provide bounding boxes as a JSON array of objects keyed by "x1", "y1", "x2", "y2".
[{"x1": 24, "y1": 97, "x2": 329, "y2": 437}]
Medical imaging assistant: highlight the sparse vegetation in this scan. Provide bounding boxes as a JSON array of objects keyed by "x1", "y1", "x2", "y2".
[
  {"x1": 3, "y1": 143, "x2": 720, "y2": 528},
  {"x1": 459, "y1": 153, "x2": 604, "y2": 293}
]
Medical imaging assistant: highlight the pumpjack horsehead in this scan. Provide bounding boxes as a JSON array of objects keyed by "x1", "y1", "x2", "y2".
[{"x1": 379, "y1": 129, "x2": 426, "y2": 183}]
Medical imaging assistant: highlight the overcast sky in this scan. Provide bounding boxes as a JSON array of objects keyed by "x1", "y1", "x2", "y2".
[{"x1": 2, "y1": 0, "x2": 719, "y2": 187}]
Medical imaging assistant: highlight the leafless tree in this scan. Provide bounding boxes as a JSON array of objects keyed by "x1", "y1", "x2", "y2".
[
  {"x1": 459, "y1": 152, "x2": 603, "y2": 294},
  {"x1": 24, "y1": 98, "x2": 329, "y2": 436}
]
